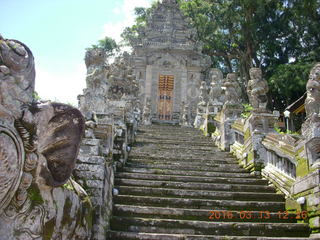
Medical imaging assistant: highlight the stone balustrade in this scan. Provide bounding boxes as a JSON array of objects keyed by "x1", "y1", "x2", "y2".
[{"x1": 196, "y1": 64, "x2": 320, "y2": 237}]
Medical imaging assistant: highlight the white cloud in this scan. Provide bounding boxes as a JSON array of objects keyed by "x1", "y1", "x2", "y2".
[
  {"x1": 35, "y1": 63, "x2": 86, "y2": 106},
  {"x1": 103, "y1": 0, "x2": 152, "y2": 42}
]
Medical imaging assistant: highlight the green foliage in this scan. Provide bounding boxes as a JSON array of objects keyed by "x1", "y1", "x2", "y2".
[
  {"x1": 86, "y1": 36, "x2": 119, "y2": 57},
  {"x1": 269, "y1": 62, "x2": 313, "y2": 109},
  {"x1": 178, "y1": 0, "x2": 320, "y2": 110},
  {"x1": 32, "y1": 91, "x2": 41, "y2": 101},
  {"x1": 241, "y1": 103, "x2": 253, "y2": 119}
]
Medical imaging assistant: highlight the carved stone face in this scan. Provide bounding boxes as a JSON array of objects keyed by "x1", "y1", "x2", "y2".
[{"x1": 226, "y1": 73, "x2": 236, "y2": 82}]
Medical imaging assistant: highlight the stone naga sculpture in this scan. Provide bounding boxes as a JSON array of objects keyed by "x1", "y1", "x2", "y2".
[
  {"x1": 247, "y1": 68, "x2": 269, "y2": 110},
  {"x1": 0, "y1": 35, "x2": 90, "y2": 239},
  {"x1": 305, "y1": 63, "x2": 320, "y2": 121}
]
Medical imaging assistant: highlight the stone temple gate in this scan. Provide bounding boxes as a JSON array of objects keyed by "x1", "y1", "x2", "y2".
[{"x1": 131, "y1": 0, "x2": 210, "y2": 123}]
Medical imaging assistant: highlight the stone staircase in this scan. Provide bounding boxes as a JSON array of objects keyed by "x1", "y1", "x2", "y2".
[{"x1": 107, "y1": 125, "x2": 310, "y2": 239}]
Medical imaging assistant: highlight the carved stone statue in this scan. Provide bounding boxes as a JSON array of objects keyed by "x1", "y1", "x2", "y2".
[
  {"x1": 199, "y1": 80, "x2": 208, "y2": 103},
  {"x1": 305, "y1": 63, "x2": 320, "y2": 121},
  {"x1": 180, "y1": 101, "x2": 190, "y2": 127},
  {"x1": 194, "y1": 81, "x2": 208, "y2": 128},
  {"x1": 247, "y1": 68, "x2": 269, "y2": 110},
  {"x1": 224, "y1": 73, "x2": 241, "y2": 105},
  {"x1": 208, "y1": 69, "x2": 223, "y2": 103},
  {"x1": 0, "y1": 35, "x2": 91, "y2": 239},
  {"x1": 142, "y1": 98, "x2": 152, "y2": 125},
  {"x1": 80, "y1": 48, "x2": 109, "y2": 114}
]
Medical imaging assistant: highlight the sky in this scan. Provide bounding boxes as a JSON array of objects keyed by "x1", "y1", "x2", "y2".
[{"x1": 1, "y1": 0, "x2": 153, "y2": 105}]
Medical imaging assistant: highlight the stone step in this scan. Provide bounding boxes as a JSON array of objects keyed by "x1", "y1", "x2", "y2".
[
  {"x1": 129, "y1": 151, "x2": 232, "y2": 160},
  {"x1": 108, "y1": 231, "x2": 311, "y2": 240},
  {"x1": 129, "y1": 158, "x2": 239, "y2": 166},
  {"x1": 125, "y1": 163, "x2": 249, "y2": 173},
  {"x1": 121, "y1": 167, "x2": 254, "y2": 178},
  {"x1": 115, "y1": 172, "x2": 269, "y2": 185},
  {"x1": 114, "y1": 179, "x2": 276, "y2": 193},
  {"x1": 135, "y1": 138, "x2": 218, "y2": 149},
  {"x1": 113, "y1": 205, "x2": 298, "y2": 223},
  {"x1": 136, "y1": 138, "x2": 214, "y2": 146},
  {"x1": 110, "y1": 217, "x2": 310, "y2": 237},
  {"x1": 129, "y1": 153, "x2": 235, "y2": 162},
  {"x1": 132, "y1": 143, "x2": 216, "y2": 151},
  {"x1": 114, "y1": 195, "x2": 286, "y2": 211},
  {"x1": 115, "y1": 186, "x2": 283, "y2": 202},
  {"x1": 138, "y1": 126, "x2": 199, "y2": 132},
  {"x1": 129, "y1": 155, "x2": 237, "y2": 164}
]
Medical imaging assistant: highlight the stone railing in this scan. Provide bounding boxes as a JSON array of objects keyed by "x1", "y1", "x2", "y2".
[
  {"x1": 261, "y1": 133, "x2": 299, "y2": 195},
  {"x1": 209, "y1": 108, "x2": 320, "y2": 236},
  {"x1": 196, "y1": 64, "x2": 320, "y2": 237}
]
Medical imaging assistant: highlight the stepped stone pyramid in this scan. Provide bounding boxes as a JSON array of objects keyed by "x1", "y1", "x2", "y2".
[{"x1": 108, "y1": 125, "x2": 310, "y2": 239}]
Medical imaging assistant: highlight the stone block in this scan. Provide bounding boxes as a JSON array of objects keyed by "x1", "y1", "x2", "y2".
[
  {"x1": 77, "y1": 155, "x2": 105, "y2": 165},
  {"x1": 74, "y1": 169, "x2": 105, "y2": 181},
  {"x1": 81, "y1": 138, "x2": 100, "y2": 146},
  {"x1": 86, "y1": 180, "x2": 104, "y2": 189},
  {"x1": 79, "y1": 145, "x2": 100, "y2": 156}
]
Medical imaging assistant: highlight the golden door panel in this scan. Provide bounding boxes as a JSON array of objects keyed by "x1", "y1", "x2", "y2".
[{"x1": 158, "y1": 75, "x2": 174, "y2": 120}]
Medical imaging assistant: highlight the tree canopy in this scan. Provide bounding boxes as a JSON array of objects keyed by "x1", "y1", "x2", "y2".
[
  {"x1": 122, "y1": 0, "x2": 320, "y2": 111},
  {"x1": 86, "y1": 36, "x2": 119, "y2": 58}
]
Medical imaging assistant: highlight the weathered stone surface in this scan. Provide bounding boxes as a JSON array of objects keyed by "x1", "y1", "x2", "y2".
[
  {"x1": 77, "y1": 155, "x2": 105, "y2": 164},
  {"x1": 109, "y1": 125, "x2": 310, "y2": 239},
  {"x1": 0, "y1": 36, "x2": 92, "y2": 240},
  {"x1": 247, "y1": 68, "x2": 269, "y2": 111}
]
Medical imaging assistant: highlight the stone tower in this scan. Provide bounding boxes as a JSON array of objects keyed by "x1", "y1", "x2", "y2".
[{"x1": 132, "y1": 0, "x2": 210, "y2": 123}]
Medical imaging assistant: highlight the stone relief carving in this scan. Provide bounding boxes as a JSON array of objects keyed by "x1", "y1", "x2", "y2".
[
  {"x1": 305, "y1": 63, "x2": 320, "y2": 121},
  {"x1": 0, "y1": 35, "x2": 91, "y2": 240},
  {"x1": 247, "y1": 68, "x2": 269, "y2": 111}
]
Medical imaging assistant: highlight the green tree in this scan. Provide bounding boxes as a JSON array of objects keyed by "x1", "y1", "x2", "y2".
[{"x1": 87, "y1": 36, "x2": 119, "y2": 57}]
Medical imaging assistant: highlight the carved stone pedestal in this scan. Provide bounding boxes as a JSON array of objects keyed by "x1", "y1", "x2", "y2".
[
  {"x1": 244, "y1": 111, "x2": 279, "y2": 174},
  {"x1": 218, "y1": 104, "x2": 243, "y2": 151}
]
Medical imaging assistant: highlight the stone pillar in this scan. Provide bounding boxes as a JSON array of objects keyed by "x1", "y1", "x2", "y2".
[{"x1": 244, "y1": 111, "x2": 279, "y2": 174}]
